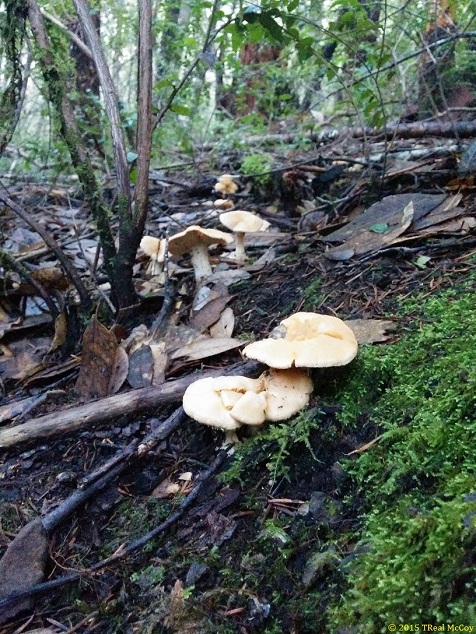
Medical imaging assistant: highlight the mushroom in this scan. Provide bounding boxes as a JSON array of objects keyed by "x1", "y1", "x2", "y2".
[
  {"x1": 140, "y1": 235, "x2": 166, "y2": 276},
  {"x1": 261, "y1": 368, "x2": 313, "y2": 420},
  {"x1": 168, "y1": 225, "x2": 233, "y2": 282},
  {"x1": 183, "y1": 369, "x2": 313, "y2": 443},
  {"x1": 243, "y1": 312, "x2": 358, "y2": 369},
  {"x1": 182, "y1": 374, "x2": 264, "y2": 444},
  {"x1": 220, "y1": 210, "x2": 270, "y2": 261},
  {"x1": 214, "y1": 174, "x2": 238, "y2": 197}
]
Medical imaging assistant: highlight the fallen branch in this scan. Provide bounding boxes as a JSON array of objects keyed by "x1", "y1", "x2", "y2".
[
  {"x1": 43, "y1": 408, "x2": 187, "y2": 532},
  {"x1": 200, "y1": 119, "x2": 476, "y2": 151},
  {"x1": 0, "y1": 449, "x2": 229, "y2": 615},
  {"x1": 0, "y1": 360, "x2": 260, "y2": 448}
]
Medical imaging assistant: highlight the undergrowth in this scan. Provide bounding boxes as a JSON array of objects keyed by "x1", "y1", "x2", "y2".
[
  {"x1": 221, "y1": 272, "x2": 476, "y2": 632},
  {"x1": 330, "y1": 280, "x2": 476, "y2": 630}
]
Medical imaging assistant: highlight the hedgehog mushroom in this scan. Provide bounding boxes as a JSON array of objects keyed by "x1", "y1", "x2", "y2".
[
  {"x1": 140, "y1": 235, "x2": 166, "y2": 276},
  {"x1": 261, "y1": 368, "x2": 313, "y2": 421},
  {"x1": 168, "y1": 225, "x2": 233, "y2": 282},
  {"x1": 182, "y1": 374, "x2": 265, "y2": 444},
  {"x1": 214, "y1": 174, "x2": 238, "y2": 197},
  {"x1": 243, "y1": 312, "x2": 358, "y2": 369},
  {"x1": 220, "y1": 210, "x2": 270, "y2": 261}
]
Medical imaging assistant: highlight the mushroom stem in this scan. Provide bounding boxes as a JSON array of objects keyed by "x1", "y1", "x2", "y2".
[
  {"x1": 234, "y1": 232, "x2": 246, "y2": 261},
  {"x1": 190, "y1": 244, "x2": 213, "y2": 281},
  {"x1": 224, "y1": 430, "x2": 240, "y2": 445}
]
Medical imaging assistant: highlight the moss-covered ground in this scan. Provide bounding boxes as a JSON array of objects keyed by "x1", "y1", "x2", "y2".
[
  {"x1": 106, "y1": 265, "x2": 476, "y2": 633},
  {"x1": 2, "y1": 256, "x2": 476, "y2": 634}
]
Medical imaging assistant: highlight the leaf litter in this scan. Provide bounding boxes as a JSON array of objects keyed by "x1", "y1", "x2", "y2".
[{"x1": 1, "y1": 132, "x2": 476, "y2": 632}]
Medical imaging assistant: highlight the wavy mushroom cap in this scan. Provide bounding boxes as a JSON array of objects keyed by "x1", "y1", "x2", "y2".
[
  {"x1": 243, "y1": 312, "x2": 358, "y2": 369},
  {"x1": 214, "y1": 174, "x2": 238, "y2": 195},
  {"x1": 168, "y1": 226, "x2": 233, "y2": 281},
  {"x1": 182, "y1": 374, "x2": 264, "y2": 432},
  {"x1": 168, "y1": 226, "x2": 232, "y2": 256},
  {"x1": 219, "y1": 210, "x2": 270, "y2": 233}
]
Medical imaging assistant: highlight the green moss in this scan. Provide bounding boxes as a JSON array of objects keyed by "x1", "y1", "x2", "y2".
[
  {"x1": 330, "y1": 278, "x2": 476, "y2": 631},
  {"x1": 240, "y1": 153, "x2": 273, "y2": 187}
]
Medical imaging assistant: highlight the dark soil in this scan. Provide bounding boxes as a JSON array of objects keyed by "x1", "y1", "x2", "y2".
[{"x1": 1, "y1": 141, "x2": 476, "y2": 633}]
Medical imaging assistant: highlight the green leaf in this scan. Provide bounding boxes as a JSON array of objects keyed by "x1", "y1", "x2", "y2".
[
  {"x1": 259, "y1": 12, "x2": 284, "y2": 43},
  {"x1": 414, "y1": 255, "x2": 431, "y2": 269},
  {"x1": 155, "y1": 78, "x2": 173, "y2": 90},
  {"x1": 369, "y1": 223, "x2": 389, "y2": 234},
  {"x1": 169, "y1": 103, "x2": 190, "y2": 116},
  {"x1": 129, "y1": 166, "x2": 138, "y2": 185}
]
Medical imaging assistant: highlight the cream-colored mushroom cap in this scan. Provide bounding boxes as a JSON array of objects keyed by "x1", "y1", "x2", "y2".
[
  {"x1": 243, "y1": 312, "x2": 358, "y2": 369},
  {"x1": 220, "y1": 210, "x2": 270, "y2": 233},
  {"x1": 182, "y1": 374, "x2": 266, "y2": 439},
  {"x1": 168, "y1": 226, "x2": 233, "y2": 281},
  {"x1": 182, "y1": 376, "x2": 243, "y2": 431},
  {"x1": 261, "y1": 368, "x2": 313, "y2": 420},
  {"x1": 214, "y1": 174, "x2": 238, "y2": 195},
  {"x1": 140, "y1": 236, "x2": 166, "y2": 275},
  {"x1": 219, "y1": 210, "x2": 270, "y2": 261},
  {"x1": 168, "y1": 226, "x2": 232, "y2": 256}
]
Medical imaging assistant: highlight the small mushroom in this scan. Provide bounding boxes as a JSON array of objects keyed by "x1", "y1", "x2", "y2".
[
  {"x1": 140, "y1": 235, "x2": 166, "y2": 276},
  {"x1": 220, "y1": 210, "x2": 270, "y2": 261},
  {"x1": 182, "y1": 374, "x2": 263, "y2": 444},
  {"x1": 243, "y1": 312, "x2": 358, "y2": 369},
  {"x1": 168, "y1": 225, "x2": 233, "y2": 282},
  {"x1": 214, "y1": 174, "x2": 238, "y2": 196}
]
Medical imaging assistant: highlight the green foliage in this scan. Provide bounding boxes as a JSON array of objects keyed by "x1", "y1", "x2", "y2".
[
  {"x1": 330, "y1": 280, "x2": 476, "y2": 630},
  {"x1": 240, "y1": 153, "x2": 274, "y2": 187}
]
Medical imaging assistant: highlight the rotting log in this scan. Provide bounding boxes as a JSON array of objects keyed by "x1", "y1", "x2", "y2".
[{"x1": 0, "y1": 361, "x2": 261, "y2": 448}]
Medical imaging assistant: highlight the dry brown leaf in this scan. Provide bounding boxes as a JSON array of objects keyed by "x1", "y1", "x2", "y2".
[
  {"x1": 121, "y1": 324, "x2": 149, "y2": 354},
  {"x1": 191, "y1": 297, "x2": 231, "y2": 332},
  {"x1": 0, "y1": 337, "x2": 50, "y2": 381},
  {"x1": 344, "y1": 435, "x2": 383, "y2": 455},
  {"x1": 163, "y1": 324, "x2": 208, "y2": 353},
  {"x1": 325, "y1": 201, "x2": 414, "y2": 260},
  {"x1": 169, "y1": 336, "x2": 243, "y2": 361},
  {"x1": 163, "y1": 579, "x2": 206, "y2": 632},
  {"x1": 244, "y1": 247, "x2": 277, "y2": 271},
  {"x1": 150, "y1": 343, "x2": 168, "y2": 386},
  {"x1": 209, "y1": 307, "x2": 235, "y2": 338},
  {"x1": 206, "y1": 269, "x2": 251, "y2": 285},
  {"x1": 23, "y1": 357, "x2": 79, "y2": 388},
  {"x1": 108, "y1": 347, "x2": 129, "y2": 394},
  {"x1": 48, "y1": 311, "x2": 67, "y2": 353},
  {"x1": 128, "y1": 344, "x2": 155, "y2": 388},
  {"x1": 345, "y1": 319, "x2": 397, "y2": 344},
  {"x1": 150, "y1": 477, "x2": 181, "y2": 499},
  {"x1": 0, "y1": 519, "x2": 48, "y2": 625},
  {"x1": 75, "y1": 316, "x2": 118, "y2": 399}
]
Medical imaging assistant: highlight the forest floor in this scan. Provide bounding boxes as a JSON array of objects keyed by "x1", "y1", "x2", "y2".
[{"x1": 1, "y1": 130, "x2": 476, "y2": 633}]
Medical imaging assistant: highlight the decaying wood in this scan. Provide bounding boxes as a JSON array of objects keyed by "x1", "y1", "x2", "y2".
[
  {"x1": 201, "y1": 119, "x2": 476, "y2": 150},
  {"x1": 0, "y1": 361, "x2": 260, "y2": 448}
]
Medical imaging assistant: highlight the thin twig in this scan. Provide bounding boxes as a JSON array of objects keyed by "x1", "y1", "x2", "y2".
[
  {"x1": 0, "y1": 450, "x2": 228, "y2": 612},
  {"x1": 0, "y1": 189, "x2": 92, "y2": 310}
]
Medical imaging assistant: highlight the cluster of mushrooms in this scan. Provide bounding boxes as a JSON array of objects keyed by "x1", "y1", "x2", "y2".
[
  {"x1": 140, "y1": 175, "x2": 271, "y2": 282},
  {"x1": 140, "y1": 175, "x2": 359, "y2": 443},
  {"x1": 182, "y1": 312, "x2": 359, "y2": 444}
]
